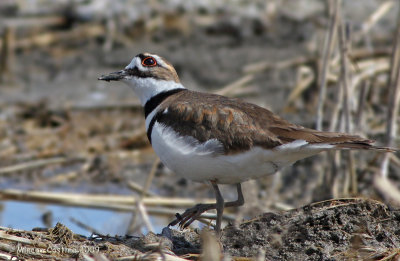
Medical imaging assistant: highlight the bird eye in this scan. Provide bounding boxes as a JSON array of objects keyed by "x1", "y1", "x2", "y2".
[{"x1": 142, "y1": 57, "x2": 157, "y2": 67}]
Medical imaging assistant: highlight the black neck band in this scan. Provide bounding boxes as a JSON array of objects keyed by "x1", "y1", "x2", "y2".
[{"x1": 144, "y1": 88, "x2": 185, "y2": 118}]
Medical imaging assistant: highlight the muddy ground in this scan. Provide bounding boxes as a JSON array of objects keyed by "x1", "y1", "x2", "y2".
[
  {"x1": 2, "y1": 199, "x2": 400, "y2": 260},
  {"x1": 1, "y1": 0, "x2": 400, "y2": 260}
]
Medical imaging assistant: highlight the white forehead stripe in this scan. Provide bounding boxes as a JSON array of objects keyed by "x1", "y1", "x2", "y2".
[{"x1": 125, "y1": 56, "x2": 139, "y2": 70}]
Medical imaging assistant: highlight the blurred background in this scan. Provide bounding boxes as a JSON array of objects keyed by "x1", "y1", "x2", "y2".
[{"x1": 0, "y1": 0, "x2": 399, "y2": 236}]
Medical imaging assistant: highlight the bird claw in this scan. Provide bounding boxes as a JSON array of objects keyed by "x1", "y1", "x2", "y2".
[
  {"x1": 168, "y1": 213, "x2": 183, "y2": 227},
  {"x1": 168, "y1": 203, "x2": 215, "y2": 229}
]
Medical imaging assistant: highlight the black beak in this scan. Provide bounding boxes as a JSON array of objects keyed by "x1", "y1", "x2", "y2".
[{"x1": 98, "y1": 70, "x2": 128, "y2": 82}]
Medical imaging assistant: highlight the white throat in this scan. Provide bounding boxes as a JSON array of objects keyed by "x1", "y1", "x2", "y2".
[{"x1": 122, "y1": 77, "x2": 185, "y2": 105}]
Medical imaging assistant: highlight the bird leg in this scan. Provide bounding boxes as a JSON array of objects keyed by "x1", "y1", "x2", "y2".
[
  {"x1": 168, "y1": 183, "x2": 244, "y2": 234},
  {"x1": 212, "y1": 182, "x2": 224, "y2": 234}
]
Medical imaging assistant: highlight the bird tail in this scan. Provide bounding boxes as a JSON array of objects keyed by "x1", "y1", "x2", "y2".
[
  {"x1": 309, "y1": 131, "x2": 396, "y2": 152},
  {"x1": 297, "y1": 128, "x2": 395, "y2": 152},
  {"x1": 332, "y1": 140, "x2": 395, "y2": 152},
  {"x1": 270, "y1": 126, "x2": 396, "y2": 152}
]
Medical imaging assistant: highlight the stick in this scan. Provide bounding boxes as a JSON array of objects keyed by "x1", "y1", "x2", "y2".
[
  {"x1": 0, "y1": 189, "x2": 215, "y2": 210},
  {"x1": 0, "y1": 157, "x2": 72, "y2": 175},
  {"x1": 376, "y1": 5, "x2": 400, "y2": 205},
  {"x1": 355, "y1": 1, "x2": 395, "y2": 40},
  {"x1": 0, "y1": 231, "x2": 46, "y2": 248},
  {"x1": 215, "y1": 74, "x2": 254, "y2": 96},
  {"x1": 0, "y1": 16, "x2": 66, "y2": 29},
  {"x1": 0, "y1": 26, "x2": 15, "y2": 83},
  {"x1": 242, "y1": 56, "x2": 311, "y2": 74},
  {"x1": 339, "y1": 22, "x2": 351, "y2": 133},
  {"x1": 316, "y1": 0, "x2": 341, "y2": 130},
  {"x1": 351, "y1": 58, "x2": 389, "y2": 88},
  {"x1": 15, "y1": 24, "x2": 105, "y2": 49},
  {"x1": 339, "y1": 19, "x2": 357, "y2": 195},
  {"x1": 285, "y1": 65, "x2": 315, "y2": 106},
  {"x1": 69, "y1": 217, "x2": 102, "y2": 235},
  {"x1": 127, "y1": 158, "x2": 160, "y2": 234},
  {"x1": 379, "y1": 5, "x2": 400, "y2": 179},
  {"x1": 354, "y1": 80, "x2": 370, "y2": 131},
  {"x1": 126, "y1": 181, "x2": 157, "y2": 197}
]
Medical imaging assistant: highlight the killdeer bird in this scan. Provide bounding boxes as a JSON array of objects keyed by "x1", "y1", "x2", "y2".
[{"x1": 99, "y1": 53, "x2": 392, "y2": 234}]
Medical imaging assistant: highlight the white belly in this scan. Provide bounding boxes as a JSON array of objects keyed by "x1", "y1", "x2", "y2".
[{"x1": 150, "y1": 122, "x2": 332, "y2": 184}]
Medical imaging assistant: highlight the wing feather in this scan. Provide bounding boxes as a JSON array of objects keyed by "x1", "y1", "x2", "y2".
[{"x1": 155, "y1": 90, "x2": 386, "y2": 154}]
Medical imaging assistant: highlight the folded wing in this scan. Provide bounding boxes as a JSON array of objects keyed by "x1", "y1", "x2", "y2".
[{"x1": 156, "y1": 91, "x2": 392, "y2": 154}]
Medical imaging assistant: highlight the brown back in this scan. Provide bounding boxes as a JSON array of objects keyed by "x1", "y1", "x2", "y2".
[{"x1": 155, "y1": 90, "x2": 375, "y2": 154}]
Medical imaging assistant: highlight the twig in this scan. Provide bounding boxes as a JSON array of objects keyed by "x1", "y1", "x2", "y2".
[
  {"x1": 376, "y1": 5, "x2": 400, "y2": 204},
  {"x1": 0, "y1": 189, "x2": 215, "y2": 208},
  {"x1": 285, "y1": 65, "x2": 315, "y2": 107},
  {"x1": 339, "y1": 22, "x2": 351, "y2": 133},
  {"x1": 328, "y1": 78, "x2": 343, "y2": 132},
  {"x1": 0, "y1": 16, "x2": 66, "y2": 29},
  {"x1": 0, "y1": 251, "x2": 13, "y2": 260},
  {"x1": 350, "y1": 47, "x2": 391, "y2": 60},
  {"x1": 377, "y1": 250, "x2": 400, "y2": 261},
  {"x1": 0, "y1": 226, "x2": 49, "y2": 235},
  {"x1": 0, "y1": 157, "x2": 73, "y2": 175},
  {"x1": 351, "y1": 58, "x2": 389, "y2": 89},
  {"x1": 103, "y1": 17, "x2": 116, "y2": 52},
  {"x1": 127, "y1": 158, "x2": 160, "y2": 234},
  {"x1": 69, "y1": 217, "x2": 102, "y2": 235},
  {"x1": 389, "y1": 154, "x2": 400, "y2": 168},
  {"x1": 0, "y1": 231, "x2": 46, "y2": 248},
  {"x1": 354, "y1": 1, "x2": 395, "y2": 41},
  {"x1": 137, "y1": 201, "x2": 154, "y2": 232},
  {"x1": 339, "y1": 19, "x2": 357, "y2": 196},
  {"x1": 316, "y1": 0, "x2": 341, "y2": 130},
  {"x1": 137, "y1": 158, "x2": 161, "y2": 232},
  {"x1": 15, "y1": 24, "x2": 105, "y2": 49},
  {"x1": 0, "y1": 242, "x2": 14, "y2": 253},
  {"x1": 354, "y1": 80, "x2": 370, "y2": 131},
  {"x1": 0, "y1": 26, "x2": 15, "y2": 83},
  {"x1": 242, "y1": 56, "x2": 311, "y2": 74},
  {"x1": 379, "y1": 5, "x2": 400, "y2": 179},
  {"x1": 1, "y1": 190, "x2": 233, "y2": 224},
  {"x1": 374, "y1": 174, "x2": 400, "y2": 203},
  {"x1": 215, "y1": 74, "x2": 254, "y2": 96},
  {"x1": 141, "y1": 158, "x2": 160, "y2": 198},
  {"x1": 326, "y1": 0, "x2": 394, "y2": 85},
  {"x1": 126, "y1": 181, "x2": 157, "y2": 197},
  {"x1": 45, "y1": 171, "x2": 79, "y2": 186}
]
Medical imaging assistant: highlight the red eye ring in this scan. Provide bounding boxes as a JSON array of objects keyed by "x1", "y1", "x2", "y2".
[{"x1": 142, "y1": 57, "x2": 157, "y2": 67}]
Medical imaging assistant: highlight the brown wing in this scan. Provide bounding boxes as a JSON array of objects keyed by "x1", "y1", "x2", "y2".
[{"x1": 156, "y1": 90, "x2": 381, "y2": 154}]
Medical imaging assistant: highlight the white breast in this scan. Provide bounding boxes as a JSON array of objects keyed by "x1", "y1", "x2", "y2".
[{"x1": 149, "y1": 122, "x2": 333, "y2": 184}]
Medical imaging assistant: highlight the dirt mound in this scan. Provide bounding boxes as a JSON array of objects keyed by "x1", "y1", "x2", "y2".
[
  {"x1": 141, "y1": 198, "x2": 400, "y2": 260},
  {"x1": 222, "y1": 198, "x2": 400, "y2": 260}
]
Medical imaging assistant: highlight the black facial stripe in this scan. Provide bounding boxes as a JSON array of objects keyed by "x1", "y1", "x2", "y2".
[
  {"x1": 125, "y1": 67, "x2": 170, "y2": 81},
  {"x1": 125, "y1": 67, "x2": 152, "y2": 78},
  {"x1": 144, "y1": 89, "x2": 186, "y2": 118}
]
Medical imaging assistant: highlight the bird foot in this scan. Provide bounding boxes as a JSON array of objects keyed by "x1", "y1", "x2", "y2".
[{"x1": 168, "y1": 203, "x2": 215, "y2": 229}]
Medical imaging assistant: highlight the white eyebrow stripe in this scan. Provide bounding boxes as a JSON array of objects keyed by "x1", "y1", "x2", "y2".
[{"x1": 153, "y1": 54, "x2": 168, "y2": 68}]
